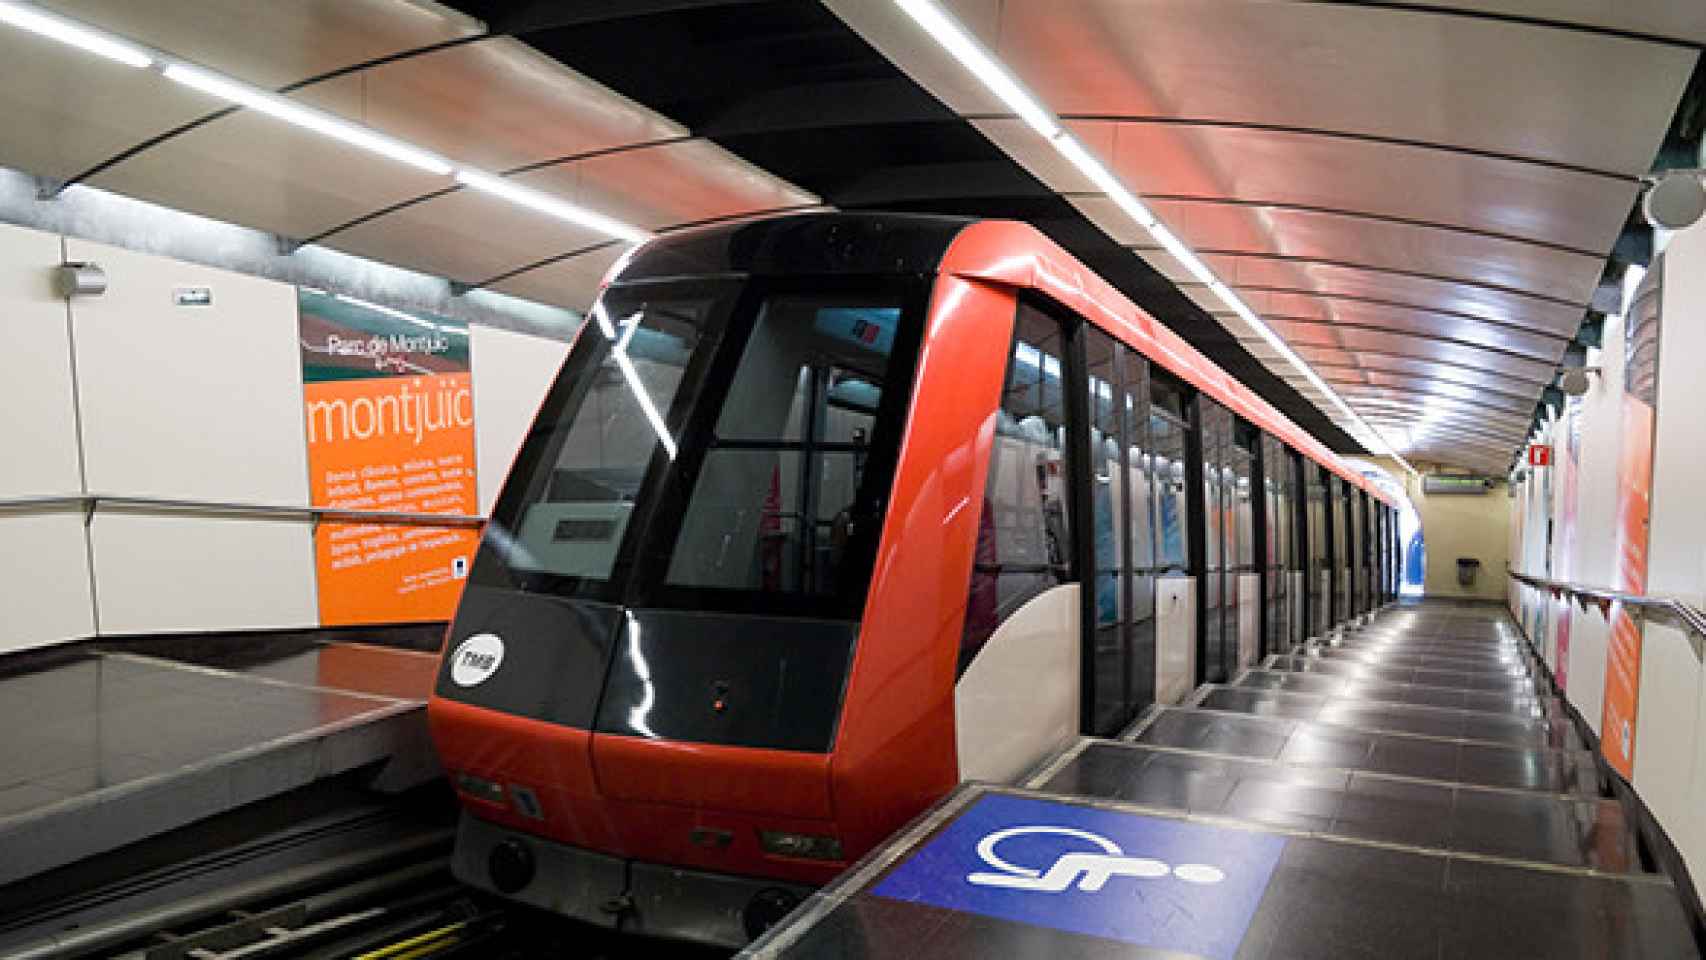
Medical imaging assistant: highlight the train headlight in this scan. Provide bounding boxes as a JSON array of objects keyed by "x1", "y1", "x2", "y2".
[{"x1": 758, "y1": 830, "x2": 843, "y2": 861}]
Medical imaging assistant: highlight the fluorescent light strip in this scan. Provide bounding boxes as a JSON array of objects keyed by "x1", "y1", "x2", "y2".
[
  {"x1": 895, "y1": 0, "x2": 1418, "y2": 478},
  {"x1": 0, "y1": 4, "x2": 654, "y2": 248},
  {"x1": 0, "y1": 1, "x2": 151, "y2": 67},
  {"x1": 894, "y1": 0, "x2": 1059, "y2": 138},
  {"x1": 162, "y1": 63, "x2": 451, "y2": 175},
  {"x1": 457, "y1": 170, "x2": 650, "y2": 245}
]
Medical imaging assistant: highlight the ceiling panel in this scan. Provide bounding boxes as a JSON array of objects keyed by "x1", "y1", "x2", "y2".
[
  {"x1": 990, "y1": 0, "x2": 1690, "y2": 174},
  {"x1": 1310, "y1": 364, "x2": 1542, "y2": 402},
  {"x1": 41, "y1": 0, "x2": 480, "y2": 89},
  {"x1": 1291, "y1": 344, "x2": 1553, "y2": 390},
  {"x1": 488, "y1": 242, "x2": 626, "y2": 311},
  {"x1": 1209, "y1": 256, "x2": 1587, "y2": 334},
  {"x1": 327, "y1": 139, "x2": 818, "y2": 286},
  {"x1": 529, "y1": 139, "x2": 820, "y2": 233},
  {"x1": 1082, "y1": 118, "x2": 1639, "y2": 253},
  {"x1": 1334, "y1": 383, "x2": 1538, "y2": 417},
  {"x1": 342, "y1": 37, "x2": 687, "y2": 173},
  {"x1": 1145, "y1": 199, "x2": 1606, "y2": 303},
  {"x1": 0, "y1": 31, "x2": 211, "y2": 181},
  {"x1": 1404, "y1": 1, "x2": 1706, "y2": 44},
  {"x1": 1271, "y1": 321, "x2": 1558, "y2": 381},
  {"x1": 87, "y1": 75, "x2": 450, "y2": 243},
  {"x1": 1235, "y1": 294, "x2": 1569, "y2": 362}
]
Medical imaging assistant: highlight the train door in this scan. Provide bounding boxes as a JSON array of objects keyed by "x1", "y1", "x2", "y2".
[
  {"x1": 1361, "y1": 494, "x2": 1375, "y2": 615},
  {"x1": 1229, "y1": 423, "x2": 1258, "y2": 671},
  {"x1": 1306, "y1": 463, "x2": 1329, "y2": 639},
  {"x1": 1258, "y1": 434, "x2": 1293, "y2": 658},
  {"x1": 1195, "y1": 398, "x2": 1234, "y2": 683},
  {"x1": 1081, "y1": 327, "x2": 1157, "y2": 735},
  {"x1": 1348, "y1": 488, "x2": 1365, "y2": 617},
  {"x1": 1331, "y1": 476, "x2": 1351, "y2": 626},
  {"x1": 1150, "y1": 374, "x2": 1195, "y2": 704}
]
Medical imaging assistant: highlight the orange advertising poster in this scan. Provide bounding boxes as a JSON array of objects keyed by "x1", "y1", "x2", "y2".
[
  {"x1": 1601, "y1": 395, "x2": 1653, "y2": 779},
  {"x1": 299, "y1": 290, "x2": 479, "y2": 626}
]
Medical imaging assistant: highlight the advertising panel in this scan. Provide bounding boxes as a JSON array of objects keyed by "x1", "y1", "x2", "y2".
[{"x1": 299, "y1": 290, "x2": 479, "y2": 625}]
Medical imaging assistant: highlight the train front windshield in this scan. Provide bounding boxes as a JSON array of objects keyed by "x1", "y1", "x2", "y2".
[{"x1": 475, "y1": 277, "x2": 922, "y2": 620}]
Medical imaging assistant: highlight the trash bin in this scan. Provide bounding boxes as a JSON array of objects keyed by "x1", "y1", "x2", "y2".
[{"x1": 1456, "y1": 558, "x2": 1481, "y2": 587}]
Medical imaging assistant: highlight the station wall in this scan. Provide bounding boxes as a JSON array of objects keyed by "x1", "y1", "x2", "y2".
[
  {"x1": 0, "y1": 220, "x2": 574, "y2": 655},
  {"x1": 1510, "y1": 217, "x2": 1706, "y2": 888}
]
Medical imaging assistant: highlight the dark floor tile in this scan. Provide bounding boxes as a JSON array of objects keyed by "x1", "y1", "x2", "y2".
[
  {"x1": 1221, "y1": 777, "x2": 1342, "y2": 832},
  {"x1": 1441, "y1": 859, "x2": 1697, "y2": 958},
  {"x1": 1138, "y1": 711, "x2": 1292, "y2": 761},
  {"x1": 1331, "y1": 776, "x2": 1452, "y2": 849},
  {"x1": 1365, "y1": 736, "x2": 1460, "y2": 782},
  {"x1": 1277, "y1": 727, "x2": 1374, "y2": 769},
  {"x1": 1252, "y1": 839, "x2": 1445, "y2": 959},
  {"x1": 1040, "y1": 748, "x2": 1144, "y2": 800},
  {"x1": 1199, "y1": 688, "x2": 1323, "y2": 721}
]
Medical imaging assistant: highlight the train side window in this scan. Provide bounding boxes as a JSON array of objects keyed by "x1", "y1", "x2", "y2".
[{"x1": 960, "y1": 303, "x2": 1073, "y2": 671}]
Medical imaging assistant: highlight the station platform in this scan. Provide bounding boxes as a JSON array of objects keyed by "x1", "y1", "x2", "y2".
[
  {"x1": 0, "y1": 631, "x2": 441, "y2": 885},
  {"x1": 743, "y1": 601, "x2": 1702, "y2": 959}
]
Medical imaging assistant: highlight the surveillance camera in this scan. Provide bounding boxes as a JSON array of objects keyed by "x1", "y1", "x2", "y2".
[{"x1": 1643, "y1": 172, "x2": 1706, "y2": 231}]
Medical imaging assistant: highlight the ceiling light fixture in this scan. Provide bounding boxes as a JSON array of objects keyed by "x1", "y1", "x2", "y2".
[
  {"x1": 456, "y1": 170, "x2": 651, "y2": 245},
  {"x1": 0, "y1": 1, "x2": 152, "y2": 68},
  {"x1": 162, "y1": 63, "x2": 452, "y2": 175},
  {"x1": 894, "y1": 0, "x2": 1418, "y2": 478},
  {"x1": 0, "y1": 4, "x2": 656, "y2": 250}
]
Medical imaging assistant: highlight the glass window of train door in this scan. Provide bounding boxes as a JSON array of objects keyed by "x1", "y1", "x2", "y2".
[
  {"x1": 957, "y1": 300, "x2": 1076, "y2": 674},
  {"x1": 1229, "y1": 420, "x2": 1256, "y2": 673},
  {"x1": 1148, "y1": 373, "x2": 1190, "y2": 575},
  {"x1": 1331, "y1": 475, "x2": 1349, "y2": 623},
  {"x1": 1256, "y1": 433, "x2": 1279, "y2": 659},
  {"x1": 1084, "y1": 327, "x2": 1127, "y2": 735},
  {"x1": 1307, "y1": 462, "x2": 1328, "y2": 638},
  {"x1": 1121, "y1": 345, "x2": 1156, "y2": 719},
  {"x1": 1197, "y1": 399, "x2": 1231, "y2": 684}
]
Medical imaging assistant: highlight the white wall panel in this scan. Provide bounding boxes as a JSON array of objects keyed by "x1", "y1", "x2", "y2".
[
  {"x1": 470, "y1": 325, "x2": 571, "y2": 515},
  {"x1": 1567, "y1": 605, "x2": 1609, "y2": 737},
  {"x1": 65, "y1": 239, "x2": 308, "y2": 506},
  {"x1": 1632, "y1": 622, "x2": 1700, "y2": 840},
  {"x1": 90, "y1": 513, "x2": 315, "y2": 634},
  {"x1": 0, "y1": 512, "x2": 94, "y2": 653},
  {"x1": 1647, "y1": 221, "x2": 1706, "y2": 599},
  {"x1": 0, "y1": 222, "x2": 80, "y2": 496}
]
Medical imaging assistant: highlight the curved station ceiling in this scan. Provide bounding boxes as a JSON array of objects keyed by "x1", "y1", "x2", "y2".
[{"x1": 1, "y1": 0, "x2": 1701, "y2": 474}]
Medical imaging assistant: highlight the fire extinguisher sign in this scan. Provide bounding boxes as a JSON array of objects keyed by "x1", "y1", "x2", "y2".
[{"x1": 1528, "y1": 444, "x2": 1553, "y2": 467}]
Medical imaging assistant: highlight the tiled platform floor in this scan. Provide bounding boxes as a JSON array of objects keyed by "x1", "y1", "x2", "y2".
[
  {"x1": 744, "y1": 600, "x2": 1701, "y2": 958},
  {"x1": 0, "y1": 639, "x2": 439, "y2": 884}
]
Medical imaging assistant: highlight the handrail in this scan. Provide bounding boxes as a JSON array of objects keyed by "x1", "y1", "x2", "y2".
[
  {"x1": 0, "y1": 493, "x2": 485, "y2": 528},
  {"x1": 1509, "y1": 569, "x2": 1705, "y2": 663}
]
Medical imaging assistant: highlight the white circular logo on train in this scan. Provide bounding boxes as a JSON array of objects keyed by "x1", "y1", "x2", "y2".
[{"x1": 451, "y1": 633, "x2": 505, "y2": 687}]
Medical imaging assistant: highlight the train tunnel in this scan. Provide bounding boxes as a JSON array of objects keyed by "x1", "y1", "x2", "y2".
[{"x1": 0, "y1": 2, "x2": 1703, "y2": 957}]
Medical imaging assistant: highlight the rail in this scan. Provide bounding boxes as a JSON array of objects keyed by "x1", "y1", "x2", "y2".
[
  {"x1": 0, "y1": 493, "x2": 486, "y2": 528},
  {"x1": 1508, "y1": 570, "x2": 1705, "y2": 663}
]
